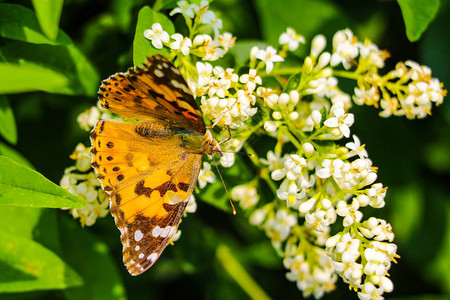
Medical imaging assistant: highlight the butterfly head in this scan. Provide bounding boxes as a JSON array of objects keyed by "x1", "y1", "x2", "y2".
[{"x1": 203, "y1": 130, "x2": 223, "y2": 156}]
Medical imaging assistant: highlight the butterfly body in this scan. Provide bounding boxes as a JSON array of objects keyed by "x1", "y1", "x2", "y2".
[{"x1": 90, "y1": 55, "x2": 221, "y2": 275}]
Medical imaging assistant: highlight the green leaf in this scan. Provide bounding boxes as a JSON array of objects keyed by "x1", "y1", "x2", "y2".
[
  {"x1": 133, "y1": 6, "x2": 175, "y2": 66},
  {"x1": 0, "y1": 142, "x2": 33, "y2": 168},
  {"x1": 32, "y1": 0, "x2": 64, "y2": 41},
  {"x1": 153, "y1": 0, "x2": 179, "y2": 12},
  {"x1": 60, "y1": 216, "x2": 127, "y2": 300},
  {"x1": 253, "y1": 0, "x2": 340, "y2": 46},
  {"x1": 0, "y1": 3, "x2": 71, "y2": 45},
  {"x1": 283, "y1": 72, "x2": 301, "y2": 92},
  {"x1": 0, "y1": 96, "x2": 17, "y2": 144},
  {"x1": 0, "y1": 232, "x2": 83, "y2": 293},
  {"x1": 0, "y1": 206, "x2": 42, "y2": 240},
  {"x1": 0, "y1": 156, "x2": 84, "y2": 208},
  {"x1": 397, "y1": 0, "x2": 440, "y2": 42},
  {"x1": 0, "y1": 63, "x2": 68, "y2": 94},
  {"x1": 0, "y1": 42, "x2": 99, "y2": 96}
]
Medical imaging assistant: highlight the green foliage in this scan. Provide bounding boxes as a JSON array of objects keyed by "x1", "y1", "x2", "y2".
[
  {"x1": 0, "y1": 0, "x2": 448, "y2": 299},
  {"x1": 397, "y1": 0, "x2": 440, "y2": 42},
  {"x1": 133, "y1": 6, "x2": 174, "y2": 66},
  {"x1": 0, "y1": 156, "x2": 84, "y2": 208},
  {"x1": 0, "y1": 96, "x2": 17, "y2": 144},
  {"x1": 0, "y1": 4, "x2": 71, "y2": 45},
  {"x1": 31, "y1": 0, "x2": 64, "y2": 41},
  {"x1": 0, "y1": 207, "x2": 83, "y2": 293}
]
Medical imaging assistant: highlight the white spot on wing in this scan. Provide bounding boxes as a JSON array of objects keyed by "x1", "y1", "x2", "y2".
[
  {"x1": 134, "y1": 230, "x2": 143, "y2": 241},
  {"x1": 147, "y1": 253, "x2": 158, "y2": 262},
  {"x1": 160, "y1": 226, "x2": 172, "y2": 238},
  {"x1": 171, "y1": 66, "x2": 181, "y2": 74},
  {"x1": 138, "y1": 253, "x2": 144, "y2": 259},
  {"x1": 152, "y1": 226, "x2": 163, "y2": 237},
  {"x1": 154, "y1": 69, "x2": 164, "y2": 78},
  {"x1": 135, "y1": 245, "x2": 140, "y2": 251}
]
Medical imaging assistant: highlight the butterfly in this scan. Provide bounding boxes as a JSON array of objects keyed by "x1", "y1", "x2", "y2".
[{"x1": 89, "y1": 54, "x2": 223, "y2": 275}]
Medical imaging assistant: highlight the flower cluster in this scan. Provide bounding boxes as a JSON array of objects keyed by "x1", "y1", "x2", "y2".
[
  {"x1": 60, "y1": 143, "x2": 109, "y2": 226},
  {"x1": 143, "y1": 1, "x2": 234, "y2": 61},
  {"x1": 60, "y1": 1, "x2": 446, "y2": 299}
]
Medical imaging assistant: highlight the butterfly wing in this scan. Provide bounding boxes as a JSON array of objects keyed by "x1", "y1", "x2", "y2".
[
  {"x1": 90, "y1": 119, "x2": 203, "y2": 275},
  {"x1": 98, "y1": 54, "x2": 205, "y2": 134}
]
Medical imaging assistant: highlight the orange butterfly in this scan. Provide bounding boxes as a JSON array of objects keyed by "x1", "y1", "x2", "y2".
[{"x1": 90, "y1": 55, "x2": 223, "y2": 275}]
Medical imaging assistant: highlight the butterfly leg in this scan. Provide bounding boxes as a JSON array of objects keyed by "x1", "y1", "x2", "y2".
[
  {"x1": 206, "y1": 99, "x2": 238, "y2": 129},
  {"x1": 219, "y1": 126, "x2": 231, "y2": 145}
]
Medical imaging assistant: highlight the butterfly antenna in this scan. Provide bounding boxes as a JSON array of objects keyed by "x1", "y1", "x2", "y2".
[
  {"x1": 212, "y1": 156, "x2": 236, "y2": 215},
  {"x1": 223, "y1": 151, "x2": 253, "y2": 157}
]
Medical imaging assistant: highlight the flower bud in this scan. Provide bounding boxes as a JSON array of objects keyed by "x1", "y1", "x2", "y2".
[
  {"x1": 264, "y1": 121, "x2": 278, "y2": 132},
  {"x1": 289, "y1": 90, "x2": 299, "y2": 106},
  {"x1": 317, "y1": 52, "x2": 331, "y2": 69},
  {"x1": 299, "y1": 198, "x2": 316, "y2": 213},
  {"x1": 278, "y1": 93, "x2": 290, "y2": 106},
  {"x1": 272, "y1": 111, "x2": 282, "y2": 120},
  {"x1": 302, "y1": 142, "x2": 314, "y2": 157},
  {"x1": 250, "y1": 46, "x2": 259, "y2": 61},
  {"x1": 311, "y1": 110, "x2": 322, "y2": 126},
  {"x1": 311, "y1": 34, "x2": 326, "y2": 57},
  {"x1": 363, "y1": 172, "x2": 377, "y2": 186},
  {"x1": 304, "y1": 56, "x2": 314, "y2": 71},
  {"x1": 286, "y1": 112, "x2": 297, "y2": 121}
]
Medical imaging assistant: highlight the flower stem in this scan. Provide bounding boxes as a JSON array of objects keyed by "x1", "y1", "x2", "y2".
[{"x1": 216, "y1": 244, "x2": 272, "y2": 300}]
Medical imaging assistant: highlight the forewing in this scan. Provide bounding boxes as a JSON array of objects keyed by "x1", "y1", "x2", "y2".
[
  {"x1": 90, "y1": 119, "x2": 203, "y2": 275},
  {"x1": 98, "y1": 54, "x2": 205, "y2": 134}
]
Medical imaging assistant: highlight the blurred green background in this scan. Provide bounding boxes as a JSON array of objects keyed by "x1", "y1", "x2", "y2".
[{"x1": 0, "y1": 0, "x2": 449, "y2": 299}]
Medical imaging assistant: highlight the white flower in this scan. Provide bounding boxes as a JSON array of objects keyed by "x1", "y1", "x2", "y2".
[
  {"x1": 143, "y1": 23, "x2": 170, "y2": 49},
  {"x1": 200, "y1": 10, "x2": 223, "y2": 37},
  {"x1": 279, "y1": 27, "x2": 305, "y2": 51},
  {"x1": 220, "y1": 152, "x2": 235, "y2": 167},
  {"x1": 249, "y1": 208, "x2": 267, "y2": 225},
  {"x1": 256, "y1": 46, "x2": 284, "y2": 73},
  {"x1": 366, "y1": 183, "x2": 386, "y2": 208},
  {"x1": 353, "y1": 86, "x2": 379, "y2": 106},
  {"x1": 265, "y1": 209, "x2": 297, "y2": 241},
  {"x1": 324, "y1": 102, "x2": 354, "y2": 137},
  {"x1": 264, "y1": 121, "x2": 278, "y2": 132},
  {"x1": 276, "y1": 179, "x2": 306, "y2": 206},
  {"x1": 284, "y1": 155, "x2": 307, "y2": 180},
  {"x1": 239, "y1": 69, "x2": 262, "y2": 92},
  {"x1": 231, "y1": 184, "x2": 259, "y2": 209},
  {"x1": 317, "y1": 159, "x2": 344, "y2": 179},
  {"x1": 198, "y1": 162, "x2": 216, "y2": 188},
  {"x1": 170, "y1": 33, "x2": 192, "y2": 55},
  {"x1": 358, "y1": 40, "x2": 386, "y2": 68},
  {"x1": 196, "y1": 61, "x2": 213, "y2": 88},
  {"x1": 170, "y1": 1, "x2": 197, "y2": 18},
  {"x1": 335, "y1": 200, "x2": 363, "y2": 227},
  {"x1": 77, "y1": 106, "x2": 100, "y2": 131},
  {"x1": 218, "y1": 32, "x2": 236, "y2": 52},
  {"x1": 185, "y1": 194, "x2": 197, "y2": 213},
  {"x1": 260, "y1": 151, "x2": 285, "y2": 171},
  {"x1": 70, "y1": 143, "x2": 92, "y2": 172},
  {"x1": 330, "y1": 29, "x2": 359, "y2": 69},
  {"x1": 193, "y1": 34, "x2": 224, "y2": 61},
  {"x1": 306, "y1": 77, "x2": 338, "y2": 97},
  {"x1": 346, "y1": 135, "x2": 368, "y2": 159}
]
